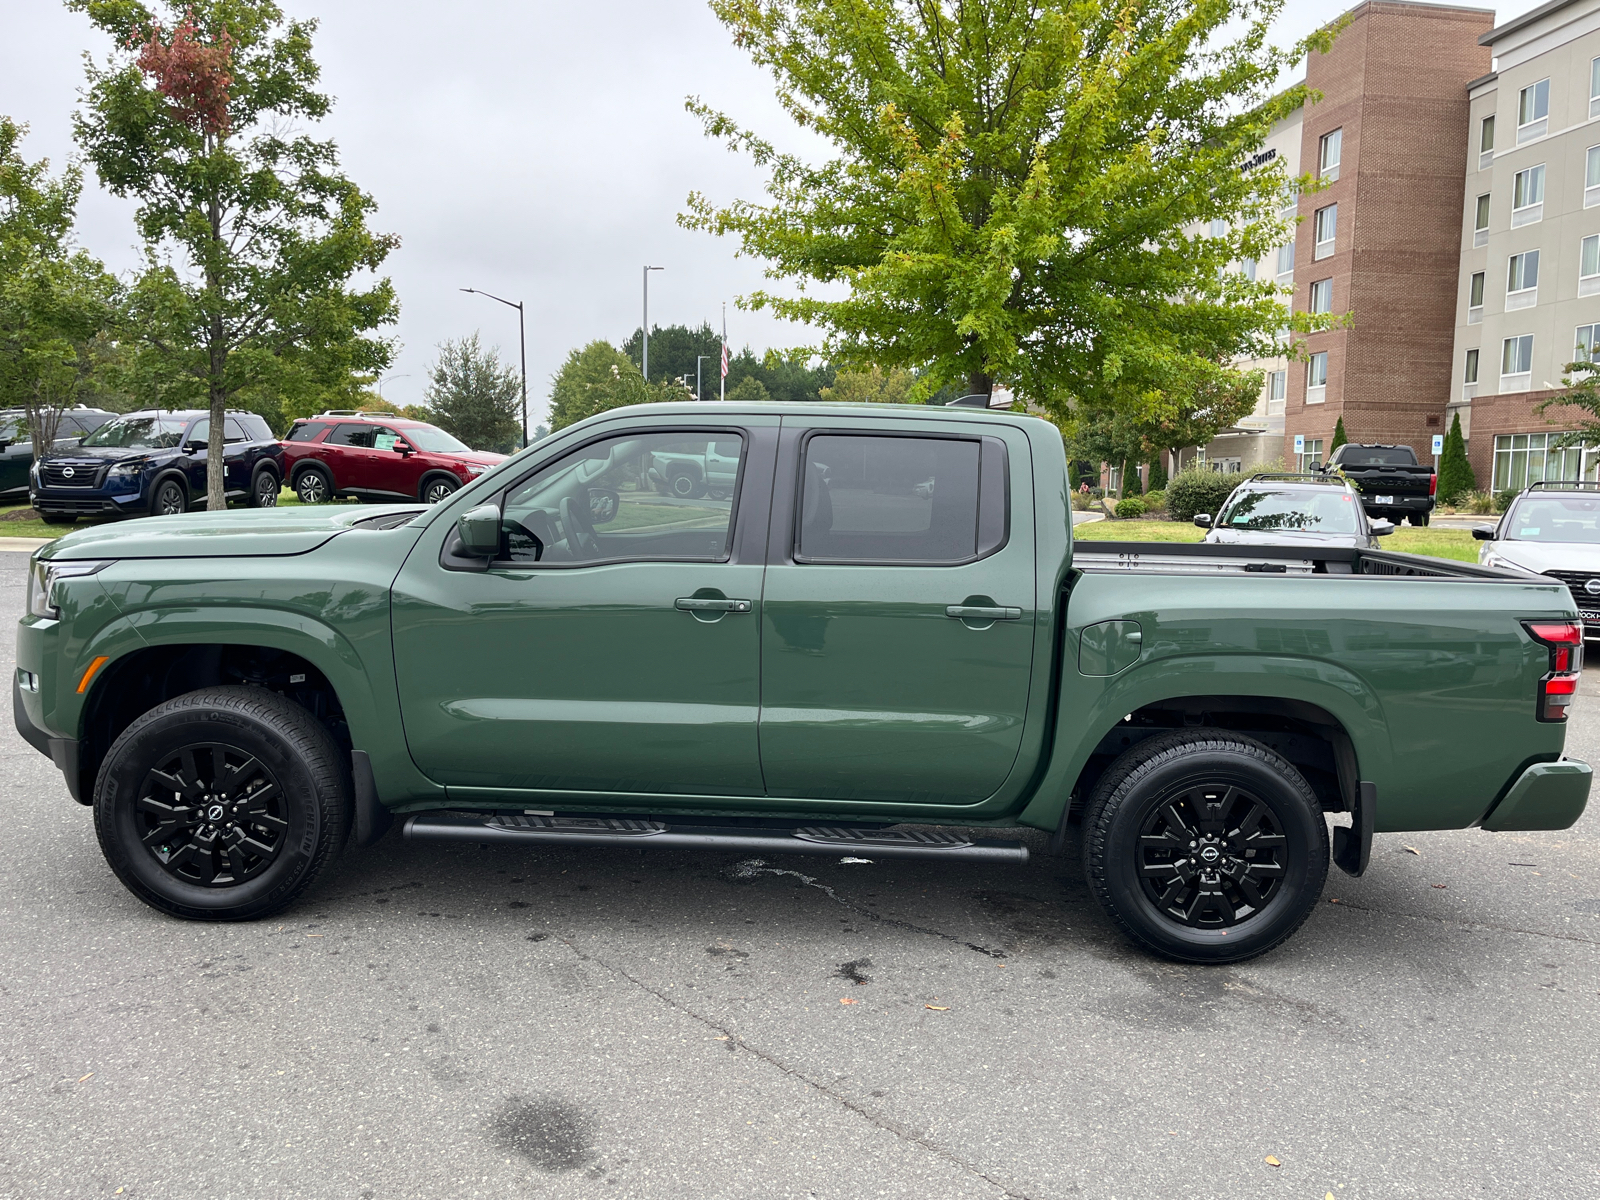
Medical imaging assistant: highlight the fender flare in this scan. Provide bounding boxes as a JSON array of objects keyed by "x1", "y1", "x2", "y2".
[{"x1": 417, "y1": 470, "x2": 461, "y2": 501}]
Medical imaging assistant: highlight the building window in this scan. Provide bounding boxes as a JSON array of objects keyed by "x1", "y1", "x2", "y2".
[
  {"x1": 1465, "y1": 348, "x2": 1479, "y2": 384},
  {"x1": 1279, "y1": 185, "x2": 1297, "y2": 221},
  {"x1": 1306, "y1": 351, "x2": 1328, "y2": 404},
  {"x1": 1276, "y1": 242, "x2": 1295, "y2": 279},
  {"x1": 1313, "y1": 204, "x2": 1337, "y2": 259},
  {"x1": 1480, "y1": 114, "x2": 1495, "y2": 169},
  {"x1": 1501, "y1": 334, "x2": 1534, "y2": 389},
  {"x1": 1209, "y1": 217, "x2": 1226, "y2": 238},
  {"x1": 1240, "y1": 258, "x2": 1257, "y2": 281},
  {"x1": 1507, "y1": 249, "x2": 1540, "y2": 309},
  {"x1": 1518, "y1": 78, "x2": 1550, "y2": 143},
  {"x1": 1592, "y1": 57, "x2": 1600, "y2": 119},
  {"x1": 1268, "y1": 370, "x2": 1286, "y2": 415},
  {"x1": 1513, "y1": 165, "x2": 1545, "y2": 226},
  {"x1": 1583, "y1": 234, "x2": 1600, "y2": 297},
  {"x1": 1587, "y1": 147, "x2": 1600, "y2": 208},
  {"x1": 1309, "y1": 278, "x2": 1333, "y2": 314},
  {"x1": 1577, "y1": 324, "x2": 1600, "y2": 365},
  {"x1": 1297, "y1": 439, "x2": 1325, "y2": 473},
  {"x1": 1494, "y1": 432, "x2": 1591, "y2": 491},
  {"x1": 1474, "y1": 193, "x2": 1491, "y2": 246},
  {"x1": 1468, "y1": 270, "x2": 1486, "y2": 324},
  {"x1": 1319, "y1": 128, "x2": 1342, "y2": 181}
]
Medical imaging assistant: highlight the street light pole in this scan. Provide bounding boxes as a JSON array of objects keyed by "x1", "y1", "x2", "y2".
[
  {"x1": 459, "y1": 287, "x2": 528, "y2": 448},
  {"x1": 643, "y1": 265, "x2": 663, "y2": 380},
  {"x1": 696, "y1": 355, "x2": 710, "y2": 402}
]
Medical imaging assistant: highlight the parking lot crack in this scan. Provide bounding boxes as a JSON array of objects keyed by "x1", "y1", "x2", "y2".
[
  {"x1": 1329, "y1": 899, "x2": 1599, "y2": 946},
  {"x1": 556, "y1": 934, "x2": 1042, "y2": 1200}
]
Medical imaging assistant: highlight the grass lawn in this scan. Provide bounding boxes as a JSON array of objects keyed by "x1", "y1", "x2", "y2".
[
  {"x1": 0, "y1": 486, "x2": 333, "y2": 541},
  {"x1": 1074, "y1": 517, "x2": 1481, "y2": 563}
]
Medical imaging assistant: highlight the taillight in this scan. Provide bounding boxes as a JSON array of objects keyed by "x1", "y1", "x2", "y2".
[
  {"x1": 1525, "y1": 621, "x2": 1584, "y2": 720},
  {"x1": 1429, "y1": 473, "x2": 1438, "y2": 497}
]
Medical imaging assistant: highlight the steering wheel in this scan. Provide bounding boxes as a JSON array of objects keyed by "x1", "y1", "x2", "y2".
[{"x1": 560, "y1": 495, "x2": 600, "y2": 558}]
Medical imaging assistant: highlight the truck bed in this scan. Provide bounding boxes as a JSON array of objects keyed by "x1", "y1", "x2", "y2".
[{"x1": 1074, "y1": 541, "x2": 1517, "y2": 579}]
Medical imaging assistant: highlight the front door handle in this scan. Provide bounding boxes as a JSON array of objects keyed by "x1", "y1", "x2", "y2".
[
  {"x1": 946, "y1": 605, "x2": 1022, "y2": 620},
  {"x1": 676, "y1": 597, "x2": 752, "y2": 614}
]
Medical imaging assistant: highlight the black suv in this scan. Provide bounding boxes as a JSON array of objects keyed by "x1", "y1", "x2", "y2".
[
  {"x1": 29, "y1": 409, "x2": 284, "y2": 524},
  {"x1": 0, "y1": 406, "x2": 117, "y2": 502}
]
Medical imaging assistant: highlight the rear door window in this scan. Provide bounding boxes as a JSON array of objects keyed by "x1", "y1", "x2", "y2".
[
  {"x1": 331, "y1": 423, "x2": 379, "y2": 449},
  {"x1": 287, "y1": 422, "x2": 329, "y2": 442},
  {"x1": 796, "y1": 434, "x2": 1006, "y2": 564}
]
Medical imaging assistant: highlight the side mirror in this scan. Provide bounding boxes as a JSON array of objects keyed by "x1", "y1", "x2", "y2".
[
  {"x1": 182, "y1": 442, "x2": 200, "y2": 455},
  {"x1": 0, "y1": 439, "x2": 9, "y2": 453},
  {"x1": 1193, "y1": 514, "x2": 1213, "y2": 528},
  {"x1": 587, "y1": 487, "x2": 619, "y2": 524},
  {"x1": 456, "y1": 503, "x2": 502, "y2": 557},
  {"x1": 1371, "y1": 519, "x2": 1395, "y2": 536},
  {"x1": 394, "y1": 441, "x2": 412, "y2": 456},
  {"x1": 1472, "y1": 525, "x2": 1496, "y2": 540},
  {"x1": 1308, "y1": 460, "x2": 1323, "y2": 473}
]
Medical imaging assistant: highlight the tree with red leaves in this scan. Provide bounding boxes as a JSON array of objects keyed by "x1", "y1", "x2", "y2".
[{"x1": 70, "y1": 1, "x2": 398, "y2": 510}]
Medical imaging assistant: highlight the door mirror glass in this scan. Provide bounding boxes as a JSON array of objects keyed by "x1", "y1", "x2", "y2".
[
  {"x1": 587, "y1": 487, "x2": 619, "y2": 524},
  {"x1": 1307, "y1": 460, "x2": 1322, "y2": 473},
  {"x1": 1193, "y1": 513, "x2": 1213, "y2": 528},
  {"x1": 1371, "y1": 519, "x2": 1395, "y2": 536},
  {"x1": 457, "y1": 503, "x2": 502, "y2": 557},
  {"x1": 1472, "y1": 525, "x2": 1496, "y2": 540}
]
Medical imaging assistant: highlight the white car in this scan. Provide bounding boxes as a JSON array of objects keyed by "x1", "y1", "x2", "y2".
[{"x1": 1474, "y1": 481, "x2": 1600, "y2": 638}]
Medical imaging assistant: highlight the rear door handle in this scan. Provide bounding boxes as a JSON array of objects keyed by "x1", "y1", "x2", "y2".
[
  {"x1": 946, "y1": 605, "x2": 1022, "y2": 620},
  {"x1": 676, "y1": 597, "x2": 752, "y2": 614}
]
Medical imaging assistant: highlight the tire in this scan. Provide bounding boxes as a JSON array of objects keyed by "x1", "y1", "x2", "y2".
[
  {"x1": 151, "y1": 477, "x2": 187, "y2": 516},
  {"x1": 295, "y1": 468, "x2": 331, "y2": 505},
  {"x1": 251, "y1": 469, "x2": 280, "y2": 508},
  {"x1": 1081, "y1": 730, "x2": 1329, "y2": 964},
  {"x1": 1411, "y1": 512, "x2": 1430, "y2": 527},
  {"x1": 93, "y1": 686, "x2": 351, "y2": 922},
  {"x1": 669, "y1": 471, "x2": 703, "y2": 499},
  {"x1": 36, "y1": 511, "x2": 75, "y2": 526},
  {"x1": 421, "y1": 476, "x2": 459, "y2": 505}
]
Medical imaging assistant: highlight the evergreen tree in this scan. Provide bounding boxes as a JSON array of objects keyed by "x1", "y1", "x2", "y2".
[
  {"x1": 1331, "y1": 417, "x2": 1348, "y2": 453},
  {"x1": 1436, "y1": 411, "x2": 1476, "y2": 503},
  {"x1": 1147, "y1": 456, "x2": 1168, "y2": 493},
  {"x1": 423, "y1": 334, "x2": 522, "y2": 453}
]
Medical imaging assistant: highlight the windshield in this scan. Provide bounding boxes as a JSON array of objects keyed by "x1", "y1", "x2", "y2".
[
  {"x1": 0, "y1": 415, "x2": 22, "y2": 442},
  {"x1": 401, "y1": 425, "x2": 471, "y2": 453},
  {"x1": 1503, "y1": 496, "x2": 1600, "y2": 543},
  {"x1": 81, "y1": 415, "x2": 186, "y2": 450},
  {"x1": 1337, "y1": 447, "x2": 1417, "y2": 466},
  {"x1": 1216, "y1": 487, "x2": 1362, "y2": 534}
]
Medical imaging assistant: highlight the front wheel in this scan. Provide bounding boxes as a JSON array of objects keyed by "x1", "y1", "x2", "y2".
[
  {"x1": 151, "y1": 478, "x2": 187, "y2": 516},
  {"x1": 1082, "y1": 730, "x2": 1328, "y2": 963},
  {"x1": 251, "y1": 470, "x2": 280, "y2": 508},
  {"x1": 669, "y1": 472, "x2": 703, "y2": 499},
  {"x1": 422, "y1": 477, "x2": 459, "y2": 504},
  {"x1": 93, "y1": 686, "x2": 351, "y2": 921}
]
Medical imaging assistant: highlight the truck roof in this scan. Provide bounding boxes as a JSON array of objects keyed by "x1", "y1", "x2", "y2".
[{"x1": 582, "y1": 400, "x2": 1054, "y2": 427}]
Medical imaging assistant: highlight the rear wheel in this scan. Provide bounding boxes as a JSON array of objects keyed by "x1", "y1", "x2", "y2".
[
  {"x1": 1411, "y1": 512, "x2": 1430, "y2": 527},
  {"x1": 669, "y1": 471, "x2": 703, "y2": 499},
  {"x1": 93, "y1": 686, "x2": 350, "y2": 921},
  {"x1": 422, "y1": 476, "x2": 459, "y2": 504},
  {"x1": 251, "y1": 470, "x2": 280, "y2": 508},
  {"x1": 295, "y1": 469, "x2": 331, "y2": 505},
  {"x1": 151, "y1": 478, "x2": 187, "y2": 516},
  {"x1": 1082, "y1": 730, "x2": 1328, "y2": 963}
]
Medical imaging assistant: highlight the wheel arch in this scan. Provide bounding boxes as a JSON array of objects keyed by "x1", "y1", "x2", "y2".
[
  {"x1": 291, "y1": 461, "x2": 332, "y2": 486},
  {"x1": 417, "y1": 469, "x2": 460, "y2": 501},
  {"x1": 147, "y1": 468, "x2": 190, "y2": 509}
]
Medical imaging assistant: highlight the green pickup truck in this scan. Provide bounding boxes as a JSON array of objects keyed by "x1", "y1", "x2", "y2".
[{"x1": 13, "y1": 403, "x2": 1593, "y2": 962}]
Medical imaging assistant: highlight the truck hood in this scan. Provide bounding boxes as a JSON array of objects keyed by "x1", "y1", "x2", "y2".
[
  {"x1": 38, "y1": 504, "x2": 428, "y2": 561},
  {"x1": 1484, "y1": 540, "x2": 1600, "y2": 575},
  {"x1": 437, "y1": 450, "x2": 506, "y2": 467}
]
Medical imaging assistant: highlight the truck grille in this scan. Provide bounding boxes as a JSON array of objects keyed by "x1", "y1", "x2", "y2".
[
  {"x1": 1542, "y1": 571, "x2": 1600, "y2": 619},
  {"x1": 39, "y1": 462, "x2": 103, "y2": 488}
]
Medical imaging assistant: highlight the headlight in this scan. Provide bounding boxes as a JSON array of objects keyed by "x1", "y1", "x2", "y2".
[
  {"x1": 26, "y1": 558, "x2": 112, "y2": 620},
  {"x1": 465, "y1": 465, "x2": 488, "y2": 477},
  {"x1": 29, "y1": 460, "x2": 40, "y2": 483},
  {"x1": 107, "y1": 460, "x2": 146, "y2": 478}
]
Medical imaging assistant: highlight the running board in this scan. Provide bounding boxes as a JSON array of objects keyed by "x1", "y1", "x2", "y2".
[{"x1": 402, "y1": 812, "x2": 1028, "y2": 863}]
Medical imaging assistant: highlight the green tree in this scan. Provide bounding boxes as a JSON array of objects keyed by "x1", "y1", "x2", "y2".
[
  {"x1": 548, "y1": 340, "x2": 684, "y2": 431},
  {"x1": 682, "y1": 0, "x2": 1334, "y2": 433},
  {"x1": 1147, "y1": 455, "x2": 1168, "y2": 493},
  {"x1": 1331, "y1": 416, "x2": 1348, "y2": 453},
  {"x1": 70, "y1": 1, "x2": 399, "y2": 507},
  {"x1": 1436, "y1": 411, "x2": 1475, "y2": 503},
  {"x1": 819, "y1": 365, "x2": 915, "y2": 404},
  {"x1": 623, "y1": 322, "x2": 839, "y2": 402},
  {"x1": 423, "y1": 334, "x2": 522, "y2": 452},
  {"x1": 725, "y1": 374, "x2": 771, "y2": 403}
]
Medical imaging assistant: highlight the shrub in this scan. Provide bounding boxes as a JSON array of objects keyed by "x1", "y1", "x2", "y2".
[
  {"x1": 1142, "y1": 489, "x2": 1166, "y2": 511},
  {"x1": 1494, "y1": 488, "x2": 1516, "y2": 513},
  {"x1": 1114, "y1": 497, "x2": 1146, "y2": 519},
  {"x1": 1069, "y1": 490, "x2": 1094, "y2": 511},
  {"x1": 1165, "y1": 467, "x2": 1243, "y2": 522},
  {"x1": 1465, "y1": 490, "x2": 1497, "y2": 515}
]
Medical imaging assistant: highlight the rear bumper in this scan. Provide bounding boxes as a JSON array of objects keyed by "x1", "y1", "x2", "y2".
[
  {"x1": 1481, "y1": 758, "x2": 1591, "y2": 831},
  {"x1": 1359, "y1": 496, "x2": 1433, "y2": 514}
]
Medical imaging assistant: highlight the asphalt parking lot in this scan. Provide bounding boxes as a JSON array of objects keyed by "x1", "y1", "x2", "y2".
[{"x1": 1, "y1": 551, "x2": 1596, "y2": 1200}]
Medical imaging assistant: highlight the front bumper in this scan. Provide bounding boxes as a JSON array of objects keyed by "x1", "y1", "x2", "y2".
[
  {"x1": 12, "y1": 673, "x2": 83, "y2": 803},
  {"x1": 1480, "y1": 758, "x2": 1592, "y2": 831},
  {"x1": 30, "y1": 487, "x2": 148, "y2": 516}
]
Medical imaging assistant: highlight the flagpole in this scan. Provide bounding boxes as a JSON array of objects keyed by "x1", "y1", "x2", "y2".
[{"x1": 721, "y1": 302, "x2": 727, "y2": 402}]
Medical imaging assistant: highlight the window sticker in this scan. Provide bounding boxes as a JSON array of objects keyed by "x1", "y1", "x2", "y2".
[{"x1": 374, "y1": 433, "x2": 397, "y2": 451}]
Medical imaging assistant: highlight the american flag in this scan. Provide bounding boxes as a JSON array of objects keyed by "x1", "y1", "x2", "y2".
[{"x1": 720, "y1": 339, "x2": 728, "y2": 378}]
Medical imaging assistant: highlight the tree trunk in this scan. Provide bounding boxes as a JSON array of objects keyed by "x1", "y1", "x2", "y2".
[
  {"x1": 967, "y1": 369, "x2": 992, "y2": 399},
  {"x1": 206, "y1": 186, "x2": 227, "y2": 511}
]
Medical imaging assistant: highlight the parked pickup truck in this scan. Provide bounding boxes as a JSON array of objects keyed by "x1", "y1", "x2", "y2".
[
  {"x1": 14, "y1": 403, "x2": 1592, "y2": 963},
  {"x1": 1316, "y1": 442, "x2": 1437, "y2": 526},
  {"x1": 647, "y1": 437, "x2": 741, "y2": 499}
]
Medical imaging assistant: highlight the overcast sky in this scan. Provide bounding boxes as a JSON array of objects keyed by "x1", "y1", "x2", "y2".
[{"x1": 0, "y1": 0, "x2": 1545, "y2": 425}]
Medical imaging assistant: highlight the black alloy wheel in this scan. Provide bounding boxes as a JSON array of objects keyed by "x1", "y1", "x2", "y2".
[
  {"x1": 1082, "y1": 730, "x2": 1328, "y2": 963},
  {"x1": 423, "y1": 477, "x2": 459, "y2": 504},
  {"x1": 94, "y1": 686, "x2": 351, "y2": 921},
  {"x1": 152, "y1": 478, "x2": 187, "y2": 516},
  {"x1": 136, "y1": 743, "x2": 288, "y2": 887},
  {"x1": 252, "y1": 471, "x2": 280, "y2": 507},
  {"x1": 296, "y1": 470, "x2": 330, "y2": 505}
]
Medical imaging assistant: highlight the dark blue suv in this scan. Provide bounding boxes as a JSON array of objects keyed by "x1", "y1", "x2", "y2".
[{"x1": 29, "y1": 409, "x2": 284, "y2": 524}]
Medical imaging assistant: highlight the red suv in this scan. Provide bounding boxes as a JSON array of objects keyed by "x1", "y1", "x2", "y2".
[{"x1": 280, "y1": 412, "x2": 508, "y2": 506}]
